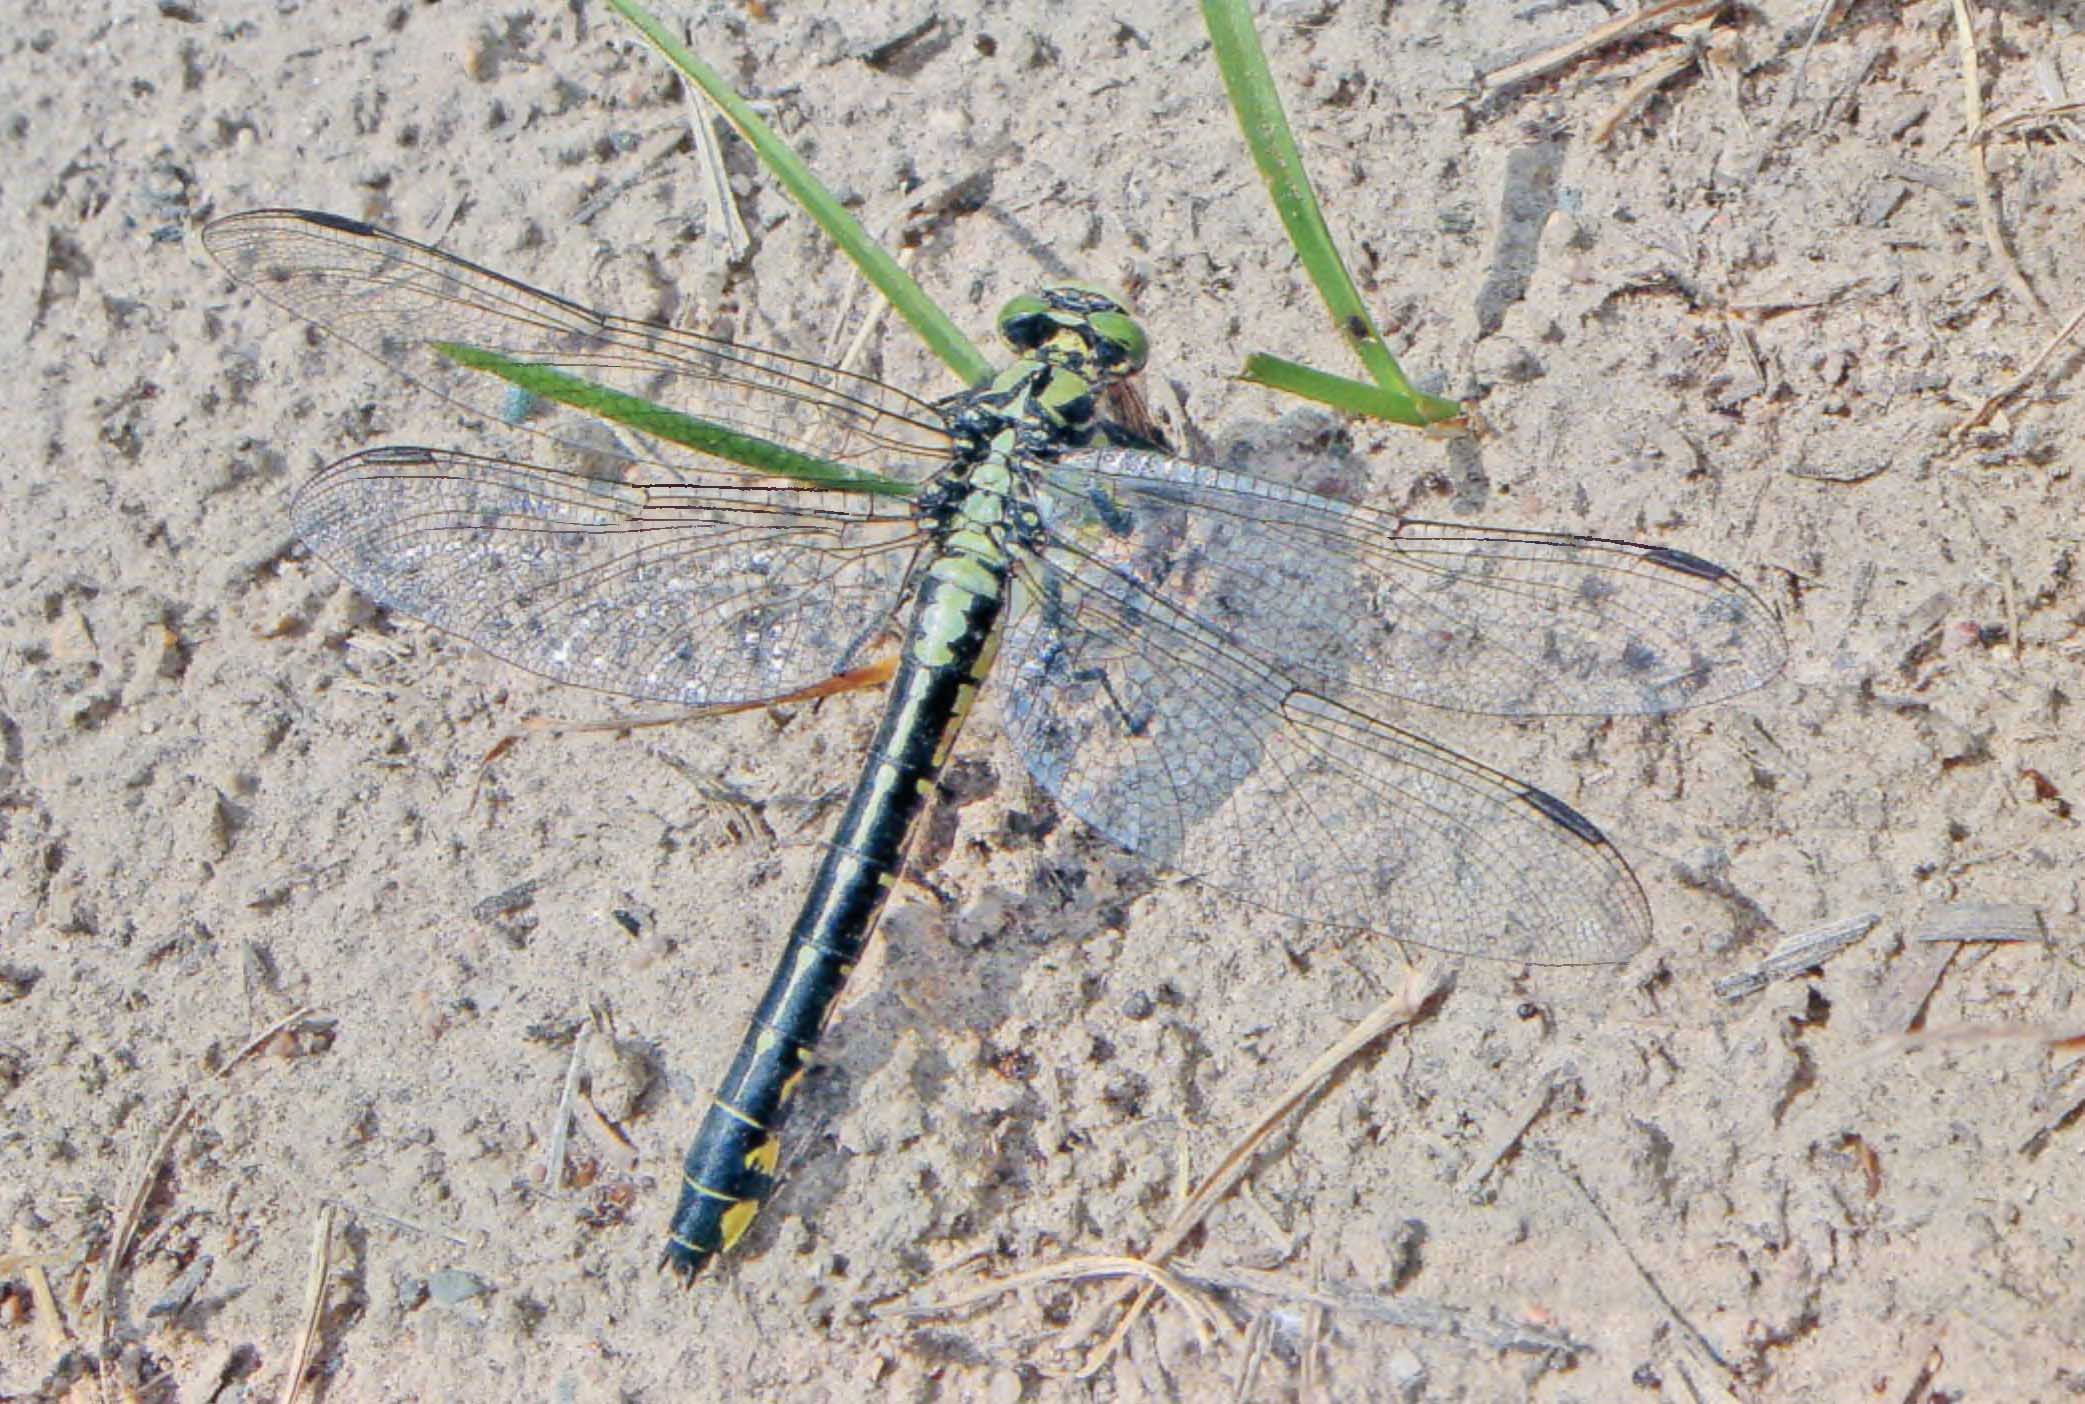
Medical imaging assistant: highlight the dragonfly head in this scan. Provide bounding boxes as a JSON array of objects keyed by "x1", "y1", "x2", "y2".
[{"x1": 996, "y1": 284, "x2": 1149, "y2": 383}]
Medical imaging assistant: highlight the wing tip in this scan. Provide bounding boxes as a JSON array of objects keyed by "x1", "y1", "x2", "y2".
[
  {"x1": 1518, "y1": 784, "x2": 1611, "y2": 847},
  {"x1": 1642, "y1": 544, "x2": 1731, "y2": 583}
]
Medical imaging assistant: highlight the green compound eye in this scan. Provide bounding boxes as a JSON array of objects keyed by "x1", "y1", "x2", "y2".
[
  {"x1": 1087, "y1": 309, "x2": 1148, "y2": 373},
  {"x1": 996, "y1": 293, "x2": 1054, "y2": 351}
]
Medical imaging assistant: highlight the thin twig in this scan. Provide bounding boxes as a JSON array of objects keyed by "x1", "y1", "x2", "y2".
[
  {"x1": 1550, "y1": 1153, "x2": 1734, "y2": 1376},
  {"x1": 1981, "y1": 99, "x2": 2085, "y2": 137},
  {"x1": 2021, "y1": 1085, "x2": 2085, "y2": 1158},
  {"x1": 221, "y1": 1005, "x2": 320, "y2": 1079},
  {"x1": 1954, "y1": 299, "x2": 2085, "y2": 434},
  {"x1": 1466, "y1": 1072, "x2": 1561, "y2": 1192},
  {"x1": 686, "y1": 95, "x2": 752, "y2": 263},
  {"x1": 1592, "y1": 47, "x2": 1701, "y2": 145},
  {"x1": 276, "y1": 1203, "x2": 336, "y2": 1404},
  {"x1": 905, "y1": 1253, "x2": 1230, "y2": 1347},
  {"x1": 1478, "y1": 0, "x2": 1724, "y2": 97},
  {"x1": 1739, "y1": 0, "x2": 1849, "y2": 179},
  {"x1": 1301, "y1": 1232, "x2": 1327, "y2": 1400},
  {"x1": 7, "y1": 1225, "x2": 68, "y2": 1353},
  {"x1": 544, "y1": 1028, "x2": 587, "y2": 1197},
  {"x1": 1233, "y1": 1310, "x2": 1273, "y2": 1402},
  {"x1": 340, "y1": 1203, "x2": 472, "y2": 1249},
  {"x1": 99, "y1": 1097, "x2": 195, "y2": 1339},
  {"x1": 1951, "y1": 0, "x2": 2050, "y2": 321},
  {"x1": 1177, "y1": 1262, "x2": 1589, "y2": 1359}
]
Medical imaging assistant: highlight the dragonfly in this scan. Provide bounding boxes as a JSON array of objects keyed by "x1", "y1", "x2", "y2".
[{"x1": 203, "y1": 208, "x2": 1784, "y2": 1282}]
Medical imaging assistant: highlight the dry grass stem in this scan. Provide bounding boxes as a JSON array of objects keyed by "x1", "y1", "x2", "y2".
[
  {"x1": 1592, "y1": 48, "x2": 1700, "y2": 145},
  {"x1": 275, "y1": 1203, "x2": 337, "y2": 1404},
  {"x1": 686, "y1": 96, "x2": 751, "y2": 263},
  {"x1": 1951, "y1": 0, "x2": 2050, "y2": 322},
  {"x1": 834, "y1": 246, "x2": 914, "y2": 377},
  {"x1": 222, "y1": 1006, "x2": 321, "y2": 1078},
  {"x1": 1954, "y1": 300, "x2": 2085, "y2": 435},
  {"x1": 98, "y1": 1097, "x2": 195, "y2": 1341},
  {"x1": 7, "y1": 1225, "x2": 69, "y2": 1353},
  {"x1": 544, "y1": 1028, "x2": 587, "y2": 1197},
  {"x1": 1479, "y1": 0, "x2": 1724, "y2": 97},
  {"x1": 905, "y1": 1253, "x2": 1229, "y2": 1346},
  {"x1": 1177, "y1": 1262, "x2": 1589, "y2": 1358},
  {"x1": 1871, "y1": 1020, "x2": 2085, "y2": 1057},
  {"x1": 88, "y1": 1008, "x2": 326, "y2": 1394}
]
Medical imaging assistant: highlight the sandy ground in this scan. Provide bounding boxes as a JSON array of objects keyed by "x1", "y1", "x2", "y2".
[{"x1": 4, "y1": 0, "x2": 2083, "y2": 1399}]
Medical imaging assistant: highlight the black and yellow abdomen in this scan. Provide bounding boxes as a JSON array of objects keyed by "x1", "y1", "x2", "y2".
[{"x1": 663, "y1": 538, "x2": 1009, "y2": 1280}]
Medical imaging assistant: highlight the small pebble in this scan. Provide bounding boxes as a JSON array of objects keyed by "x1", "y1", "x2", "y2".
[{"x1": 426, "y1": 1268, "x2": 491, "y2": 1307}]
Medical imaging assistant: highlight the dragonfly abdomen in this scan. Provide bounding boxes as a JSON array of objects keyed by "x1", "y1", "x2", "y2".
[{"x1": 664, "y1": 542, "x2": 1009, "y2": 1281}]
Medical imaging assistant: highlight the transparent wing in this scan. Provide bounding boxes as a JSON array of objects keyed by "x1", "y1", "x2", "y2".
[
  {"x1": 997, "y1": 447, "x2": 1787, "y2": 963},
  {"x1": 203, "y1": 209, "x2": 958, "y2": 485},
  {"x1": 1031, "y1": 449, "x2": 1785, "y2": 718},
  {"x1": 999, "y1": 549, "x2": 1651, "y2": 964},
  {"x1": 297, "y1": 445, "x2": 923, "y2": 706}
]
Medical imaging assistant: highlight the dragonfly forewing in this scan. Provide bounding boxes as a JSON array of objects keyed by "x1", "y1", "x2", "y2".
[
  {"x1": 1034, "y1": 448, "x2": 1785, "y2": 718},
  {"x1": 203, "y1": 209, "x2": 956, "y2": 487}
]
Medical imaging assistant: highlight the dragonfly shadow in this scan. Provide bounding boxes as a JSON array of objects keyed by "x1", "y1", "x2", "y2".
[{"x1": 735, "y1": 772, "x2": 1167, "y2": 1269}]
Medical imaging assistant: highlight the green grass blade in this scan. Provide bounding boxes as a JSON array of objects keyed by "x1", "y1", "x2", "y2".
[
  {"x1": 607, "y1": 0, "x2": 994, "y2": 389},
  {"x1": 434, "y1": 341, "x2": 918, "y2": 498},
  {"x1": 1238, "y1": 353, "x2": 1458, "y2": 425},
  {"x1": 1201, "y1": 0, "x2": 1463, "y2": 429}
]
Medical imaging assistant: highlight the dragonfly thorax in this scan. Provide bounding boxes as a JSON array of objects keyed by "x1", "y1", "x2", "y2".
[{"x1": 911, "y1": 451, "x2": 1047, "y2": 555}]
